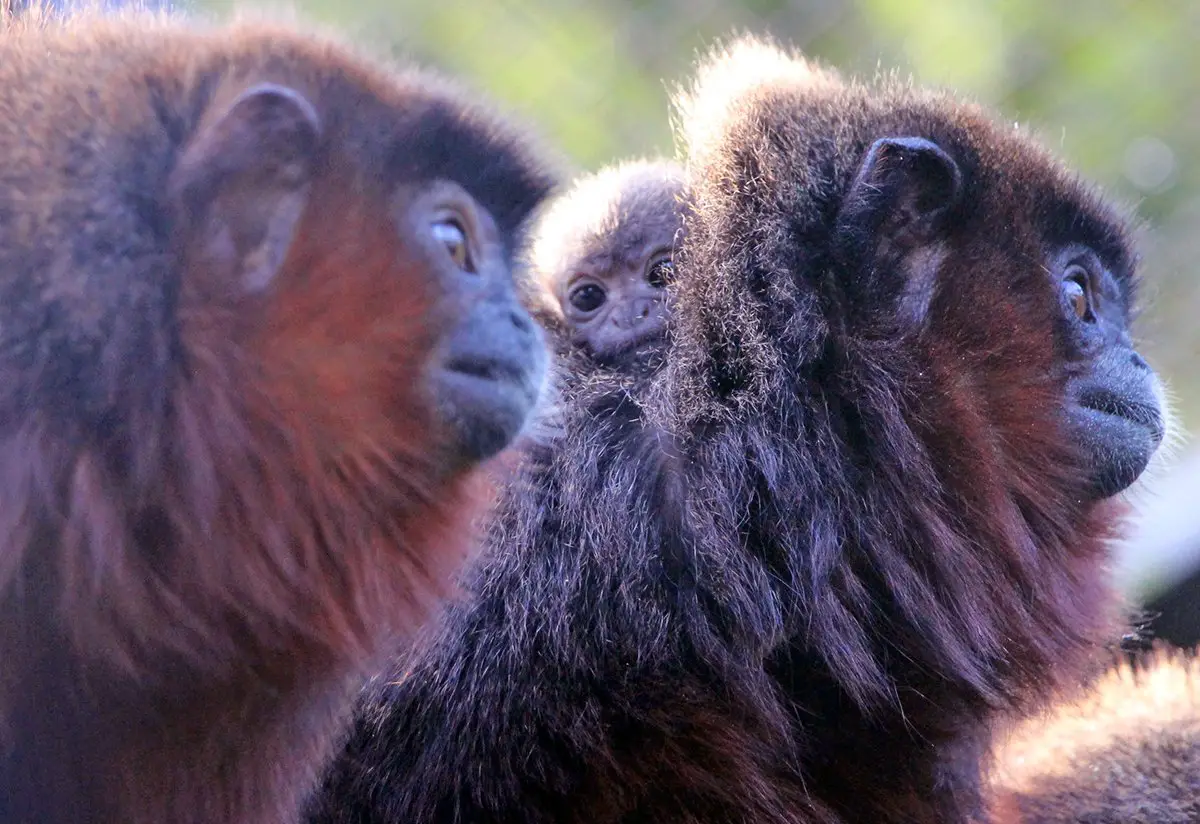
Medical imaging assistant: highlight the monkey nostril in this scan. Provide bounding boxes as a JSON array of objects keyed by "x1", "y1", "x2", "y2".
[
  {"x1": 630, "y1": 299, "x2": 653, "y2": 322},
  {"x1": 508, "y1": 308, "x2": 533, "y2": 333},
  {"x1": 1130, "y1": 351, "x2": 1149, "y2": 371}
]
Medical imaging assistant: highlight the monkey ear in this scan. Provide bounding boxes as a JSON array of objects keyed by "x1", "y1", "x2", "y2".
[
  {"x1": 169, "y1": 83, "x2": 322, "y2": 293},
  {"x1": 831, "y1": 137, "x2": 962, "y2": 318},
  {"x1": 835, "y1": 136, "x2": 962, "y2": 254}
]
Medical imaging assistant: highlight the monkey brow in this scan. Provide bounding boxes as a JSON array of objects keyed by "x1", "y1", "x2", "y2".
[
  {"x1": 577, "y1": 250, "x2": 617, "y2": 275},
  {"x1": 1045, "y1": 196, "x2": 1134, "y2": 283},
  {"x1": 578, "y1": 240, "x2": 644, "y2": 275}
]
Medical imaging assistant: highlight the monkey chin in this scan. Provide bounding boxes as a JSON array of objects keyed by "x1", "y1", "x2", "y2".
[{"x1": 1069, "y1": 399, "x2": 1165, "y2": 500}]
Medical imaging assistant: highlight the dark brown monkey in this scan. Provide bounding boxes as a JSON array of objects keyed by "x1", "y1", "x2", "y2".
[
  {"x1": 310, "y1": 37, "x2": 1166, "y2": 824},
  {"x1": 0, "y1": 10, "x2": 555, "y2": 824},
  {"x1": 984, "y1": 644, "x2": 1200, "y2": 824},
  {"x1": 528, "y1": 159, "x2": 685, "y2": 362}
]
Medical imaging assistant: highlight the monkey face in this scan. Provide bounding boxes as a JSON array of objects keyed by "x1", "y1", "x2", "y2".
[
  {"x1": 527, "y1": 159, "x2": 686, "y2": 365},
  {"x1": 405, "y1": 180, "x2": 549, "y2": 466},
  {"x1": 559, "y1": 246, "x2": 673, "y2": 361},
  {"x1": 1050, "y1": 245, "x2": 1165, "y2": 499},
  {"x1": 827, "y1": 134, "x2": 1164, "y2": 503},
  {"x1": 167, "y1": 81, "x2": 548, "y2": 481}
]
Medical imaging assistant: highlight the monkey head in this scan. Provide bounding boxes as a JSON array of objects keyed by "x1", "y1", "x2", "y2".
[
  {"x1": 529, "y1": 159, "x2": 685, "y2": 362},
  {"x1": 831, "y1": 134, "x2": 1165, "y2": 502},
  {"x1": 0, "y1": 20, "x2": 561, "y2": 689},
  {"x1": 675, "y1": 41, "x2": 1166, "y2": 509},
  {"x1": 171, "y1": 80, "x2": 548, "y2": 477}
]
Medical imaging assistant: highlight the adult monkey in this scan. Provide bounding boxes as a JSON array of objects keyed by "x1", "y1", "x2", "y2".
[
  {"x1": 311, "y1": 37, "x2": 1167, "y2": 824},
  {"x1": 0, "y1": 8, "x2": 555, "y2": 824}
]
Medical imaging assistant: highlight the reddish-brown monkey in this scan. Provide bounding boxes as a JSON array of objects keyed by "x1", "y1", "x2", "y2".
[
  {"x1": 0, "y1": 9, "x2": 555, "y2": 824},
  {"x1": 311, "y1": 37, "x2": 1167, "y2": 824}
]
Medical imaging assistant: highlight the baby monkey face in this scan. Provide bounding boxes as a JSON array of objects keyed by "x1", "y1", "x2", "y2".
[
  {"x1": 560, "y1": 240, "x2": 673, "y2": 359},
  {"x1": 530, "y1": 159, "x2": 686, "y2": 363}
]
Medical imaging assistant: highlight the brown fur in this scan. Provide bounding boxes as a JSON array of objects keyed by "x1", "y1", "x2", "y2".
[
  {"x1": 986, "y1": 644, "x2": 1200, "y2": 823},
  {"x1": 0, "y1": 9, "x2": 553, "y2": 824}
]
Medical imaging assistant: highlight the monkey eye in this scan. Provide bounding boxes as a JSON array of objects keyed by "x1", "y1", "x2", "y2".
[
  {"x1": 569, "y1": 283, "x2": 606, "y2": 313},
  {"x1": 647, "y1": 258, "x2": 674, "y2": 288},
  {"x1": 1062, "y1": 265, "x2": 1092, "y2": 321},
  {"x1": 432, "y1": 219, "x2": 473, "y2": 272}
]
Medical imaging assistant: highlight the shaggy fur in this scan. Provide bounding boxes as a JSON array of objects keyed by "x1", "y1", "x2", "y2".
[
  {"x1": 986, "y1": 644, "x2": 1200, "y2": 824},
  {"x1": 0, "y1": 9, "x2": 554, "y2": 824},
  {"x1": 310, "y1": 37, "x2": 1159, "y2": 824}
]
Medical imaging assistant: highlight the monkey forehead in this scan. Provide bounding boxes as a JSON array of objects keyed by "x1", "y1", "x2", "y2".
[
  {"x1": 676, "y1": 36, "x2": 1136, "y2": 280},
  {"x1": 224, "y1": 26, "x2": 558, "y2": 239},
  {"x1": 530, "y1": 159, "x2": 687, "y2": 284}
]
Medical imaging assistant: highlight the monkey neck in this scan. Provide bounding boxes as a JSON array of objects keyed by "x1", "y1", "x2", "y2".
[{"x1": 657, "y1": 358, "x2": 1122, "y2": 822}]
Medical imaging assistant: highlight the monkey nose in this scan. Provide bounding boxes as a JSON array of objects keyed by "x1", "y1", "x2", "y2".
[
  {"x1": 611, "y1": 298, "x2": 663, "y2": 329},
  {"x1": 630, "y1": 298, "x2": 657, "y2": 322}
]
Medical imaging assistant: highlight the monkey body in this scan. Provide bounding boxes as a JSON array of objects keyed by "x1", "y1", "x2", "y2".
[
  {"x1": 313, "y1": 38, "x2": 1164, "y2": 824},
  {"x1": 0, "y1": 11, "x2": 552, "y2": 823}
]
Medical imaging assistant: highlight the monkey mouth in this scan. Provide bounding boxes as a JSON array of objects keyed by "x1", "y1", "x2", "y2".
[
  {"x1": 628, "y1": 326, "x2": 669, "y2": 349},
  {"x1": 439, "y1": 353, "x2": 544, "y2": 412},
  {"x1": 598, "y1": 327, "x2": 668, "y2": 360},
  {"x1": 443, "y1": 355, "x2": 528, "y2": 386},
  {"x1": 1077, "y1": 390, "x2": 1165, "y2": 446},
  {"x1": 433, "y1": 348, "x2": 547, "y2": 465}
]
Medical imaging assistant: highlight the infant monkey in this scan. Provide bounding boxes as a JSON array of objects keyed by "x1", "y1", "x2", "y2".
[{"x1": 530, "y1": 159, "x2": 686, "y2": 361}]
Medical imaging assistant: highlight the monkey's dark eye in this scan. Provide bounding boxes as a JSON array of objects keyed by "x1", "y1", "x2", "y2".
[
  {"x1": 432, "y1": 219, "x2": 472, "y2": 272},
  {"x1": 569, "y1": 283, "x2": 606, "y2": 313},
  {"x1": 647, "y1": 258, "x2": 673, "y2": 288},
  {"x1": 1062, "y1": 265, "x2": 1092, "y2": 321}
]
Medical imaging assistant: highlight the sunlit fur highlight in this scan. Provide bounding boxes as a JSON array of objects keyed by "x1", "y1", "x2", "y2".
[{"x1": 987, "y1": 644, "x2": 1200, "y2": 823}]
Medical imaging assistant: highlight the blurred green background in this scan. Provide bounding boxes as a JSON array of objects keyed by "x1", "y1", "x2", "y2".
[{"x1": 199, "y1": 0, "x2": 1200, "y2": 606}]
